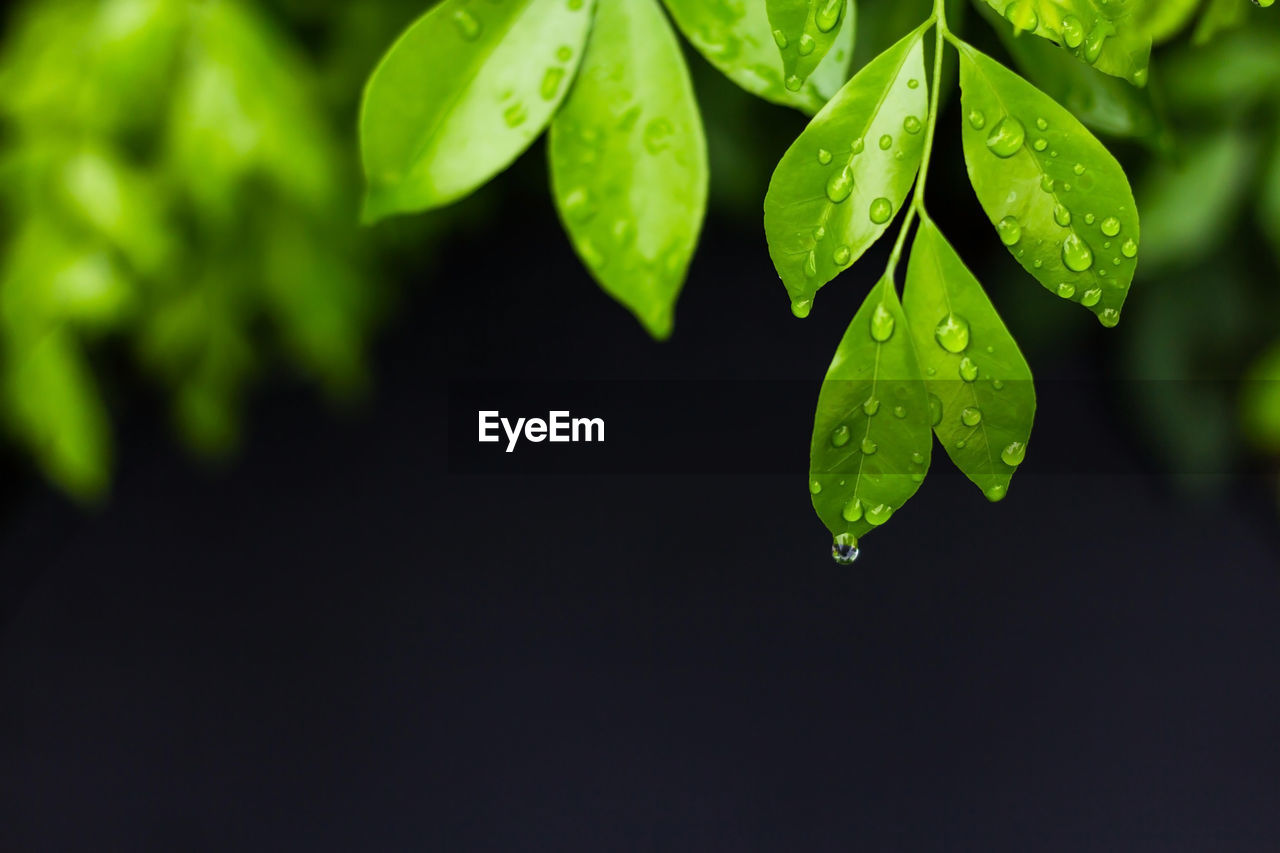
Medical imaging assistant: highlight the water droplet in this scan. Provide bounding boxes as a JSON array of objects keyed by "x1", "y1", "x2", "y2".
[
  {"x1": 1082, "y1": 288, "x2": 1102, "y2": 307},
  {"x1": 985, "y1": 484, "x2": 1008, "y2": 503},
  {"x1": 577, "y1": 238, "x2": 605, "y2": 270},
  {"x1": 1057, "y1": 282, "x2": 1076, "y2": 299},
  {"x1": 772, "y1": 29, "x2": 788, "y2": 49},
  {"x1": 841, "y1": 498, "x2": 863, "y2": 523},
  {"x1": 1121, "y1": 238, "x2": 1138, "y2": 258},
  {"x1": 993, "y1": 379, "x2": 1006, "y2": 391},
  {"x1": 562, "y1": 187, "x2": 594, "y2": 223},
  {"x1": 804, "y1": 250, "x2": 818, "y2": 277},
  {"x1": 865, "y1": 504, "x2": 893, "y2": 526},
  {"x1": 1054, "y1": 204, "x2": 1072, "y2": 227},
  {"x1": 815, "y1": 0, "x2": 844, "y2": 32},
  {"x1": 1001, "y1": 441, "x2": 1026, "y2": 467},
  {"x1": 1040, "y1": 175, "x2": 1056, "y2": 193},
  {"x1": 503, "y1": 103, "x2": 527, "y2": 127},
  {"x1": 831, "y1": 425, "x2": 851, "y2": 447},
  {"x1": 798, "y1": 34, "x2": 816, "y2": 56},
  {"x1": 1084, "y1": 25, "x2": 1108, "y2": 64},
  {"x1": 825, "y1": 167, "x2": 853, "y2": 203},
  {"x1": 810, "y1": 479, "x2": 822, "y2": 495},
  {"x1": 1100, "y1": 308, "x2": 1121, "y2": 328},
  {"x1": 1073, "y1": 163, "x2": 1086, "y2": 176},
  {"x1": 540, "y1": 67, "x2": 565, "y2": 100},
  {"x1": 959, "y1": 357, "x2": 979, "y2": 383},
  {"x1": 996, "y1": 216, "x2": 1022, "y2": 246},
  {"x1": 833, "y1": 245, "x2": 851, "y2": 266},
  {"x1": 1061, "y1": 233, "x2": 1094, "y2": 272},
  {"x1": 869, "y1": 197, "x2": 894, "y2": 224},
  {"x1": 1100, "y1": 216, "x2": 1121, "y2": 237},
  {"x1": 968, "y1": 109, "x2": 986, "y2": 130},
  {"x1": 934, "y1": 312, "x2": 971, "y2": 353},
  {"x1": 1036, "y1": 117, "x2": 1049, "y2": 131},
  {"x1": 986, "y1": 116, "x2": 1026, "y2": 158},
  {"x1": 814, "y1": 226, "x2": 827, "y2": 241},
  {"x1": 792, "y1": 298, "x2": 813, "y2": 318},
  {"x1": 1005, "y1": 0, "x2": 1038, "y2": 31},
  {"x1": 611, "y1": 219, "x2": 635, "y2": 245},
  {"x1": 961, "y1": 406, "x2": 983, "y2": 427},
  {"x1": 903, "y1": 116, "x2": 922, "y2": 134},
  {"x1": 893, "y1": 406, "x2": 907, "y2": 419},
  {"x1": 453, "y1": 9, "x2": 482, "y2": 39},
  {"x1": 870, "y1": 303, "x2": 895, "y2": 342},
  {"x1": 957, "y1": 439, "x2": 967, "y2": 450},
  {"x1": 860, "y1": 437, "x2": 878, "y2": 456},
  {"x1": 929, "y1": 394, "x2": 943, "y2": 426},
  {"x1": 863, "y1": 397, "x2": 881, "y2": 417},
  {"x1": 1084, "y1": 213, "x2": 1096, "y2": 225},
  {"x1": 1033, "y1": 138, "x2": 1048, "y2": 152},
  {"x1": 907, "y1": 79, "x2": 920, "y2": 89},
  {"x1": 556, "y1": 45, "x2": 573, "y2": 62},
  {"x1": 1061, "y1": 15, "x2": 1085, "y2": 48},
  {"x1": 817, "y1": 148, "x2": 833, "y2": 165},
  {"x1": 785, "y1": 75, "x2": 803, "y2": 92},
  {"x1": 831, "y1": 532, "x2": 859, "y2": 565},
  {"x1": 879, "y1": 134, "x2": 893, "y2": 150},
  {"x1": 911, "y1": 451, "x2": 926, "y2": 465},
  {"x1": 851, "y1": 138, "x2": 865, "y2": 155},
  {"x1": 643, "y1": 117, "x2": 674, "y2": 154}
]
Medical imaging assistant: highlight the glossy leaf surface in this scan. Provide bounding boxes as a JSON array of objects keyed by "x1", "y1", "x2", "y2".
[
  {"x1": 764, "y1": 24, "x2": 929, "y2": 317},
  {"x1": 810, "y1": 278, "x2": 932, "y2": 542},
  {"x1": 661, "y1": 0, "x2": 853, "y2": 114},
  {"x1": 549, "y1": 0, "x2": 707, "y2": 339},
  {"x1": 904, "y1": 220, "x2": 1035, "y2": 503},
  {"x1": 981, "y1": 0, "x2": 1151, "y2": 86},
  {"x1": 360, "y1": 0, "x2": 594, "y2": 222},
  {"x1": 766, "y1": 0, "x2": 850, "y2": 90},
  {"x1": 959, "y1": 44, "x2": 1139, "y2": 327}
]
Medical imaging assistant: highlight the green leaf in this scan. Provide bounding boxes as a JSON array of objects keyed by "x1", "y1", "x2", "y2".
[
  {"x1": 981, "y1": 0, "x2": 1151, "y2": 86},
  {"x1": 903, "y1": 219, "x2": 1035, "y2": 503},
  {"x1": 810, "y1": 277, "x2": 932, "y2": 545},
  {"x1": 359, "y1": 0, "x2": 595, "y2": 222},
  {"x1": 764, "y1": 23, "x2": 930, "y2": 317},
  {"x1": 978, "y1": 2, "x2": 1163, "y2": 144},
  {"x1": 958, "y1": 44, "x2": 1139, "y2": 328},
  {"x1": 765, "y1": 0, "x2": 850, "y2": 90},
  {"x1": 548, "y1": 0, "x2": 707, "y2": 339},
  {"x1": 1193, "y1": 0, "x2": 1249, "y2": 44},
  {"x1": 660, "y1": 0, "x2": 854, "y2": 114},
  {"x1": 1132, "y1": 0, "x2": 1202, "y2": 43},
  {"x1": 1263, "y1": 139, "x2": 1280, "y2": 266}
]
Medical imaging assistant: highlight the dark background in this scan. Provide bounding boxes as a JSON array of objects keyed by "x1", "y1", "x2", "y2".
[{"x1": 2, "y1": 86, "x2": 1280, "y2": 850}]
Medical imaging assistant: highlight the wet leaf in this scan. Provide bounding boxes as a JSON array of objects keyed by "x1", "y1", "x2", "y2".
[
  {"x1": 661, "y1": 0, "x2": 854, "y2": 114},
  {"x1": 810, "y1": 277, "x2": 932, "y2": 542},
  {"x1": 549, "y1": 0, "x2": 707, "y2": 339},
  {"x1": 360, "y1": 0, "x2": 595, "y2": 221},
  {"x1": 904, "y1": 219, "x2": 1036, "y2": 503},
  {"x1": 980, "y1": 0, "x2": 1151, "y2": 86},
  {"x1": 764, "y1": 23, "x2": 929, "y2": 317},
  {"x1": 765, "y1": 0, "x2": 851, "y2": 91},
  {"x1": 959, "y1": 44, "x2": 1139, "y2": 328}
]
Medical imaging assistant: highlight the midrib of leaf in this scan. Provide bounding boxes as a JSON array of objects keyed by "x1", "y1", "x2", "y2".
[
  {"x1": 404, "y1": 0, "x2": 539, "y2": 175},
  {"x1": 960, "y1": 45, "x2": 1111, "y2": 295},
  {"x1": 921, "y1": 228, "x2": 999, "y2": 477},
  {"x1": 781, "y1": 37, "x2": 922, "y2": 258}
]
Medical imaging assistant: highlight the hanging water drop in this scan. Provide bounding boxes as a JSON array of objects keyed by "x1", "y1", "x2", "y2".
[
  {"x1": 785, "y1": 75, "x2": 803, "y2": 92},
  {"x1": 831, "y1": 532, "x2": 859, "y2": 565},
  {"x1": 1100, "y1": 308, "x2": 1120, "y2": 327},
  {"x1": 1082, "y1": 288, "x2": 1102, "y2": 307},
  {"x1": 792, "y1": 298, "x2": 813, "y2": 318},
  {"x1": 985, "y1": 484, "x2": 1008, "y2": 503}
]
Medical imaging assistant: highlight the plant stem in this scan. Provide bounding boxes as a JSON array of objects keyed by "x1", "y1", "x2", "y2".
[{"x1": 884, "y1": 0, "x2": 951, "y2": 284}]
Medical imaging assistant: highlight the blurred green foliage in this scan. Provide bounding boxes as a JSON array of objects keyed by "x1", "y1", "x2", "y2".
[{"x1": 0, "y1": 0, "x2": 388, "y2": 498}]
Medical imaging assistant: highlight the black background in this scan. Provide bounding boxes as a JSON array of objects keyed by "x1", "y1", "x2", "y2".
[{"x1": 2, "y1": 119, "x2": 1279, "y2": 849}]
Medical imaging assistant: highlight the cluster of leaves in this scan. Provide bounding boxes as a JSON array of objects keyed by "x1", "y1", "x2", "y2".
[
  {"x1": 0, "y1": 0, "x2": 378, "y2": 498},
  {"x1": 361, "y1": 0, "x2": 1278, "y2": 555}
]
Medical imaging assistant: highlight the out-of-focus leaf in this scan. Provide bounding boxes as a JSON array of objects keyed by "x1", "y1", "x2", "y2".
[
  {"x1": 4, "y1": 330, "x2": 111, "y2": 499},
  {"x1": 1262, "y1": 139, "x2": 1280, "y2": 265},
  {"x1": 1133, "y1": 0, "x2": 1202, "y2": 43},
  {"x1": 903, "y1": 220, "x2": 1036, "y2": 504},
  {"x1": 359, "y1": 0, "x2": 595, "y2": 221},
  {"x1": 1194, "y1": 0, "x2": 1249, "y2": 43},
  {"x1": 765, "y1": 0, "x2": 851, "y2": 90},
  {"x1": 661, "y1": 0, "x2": 854, "y2": 114},
  {"x1": 1242, "y1": 341, "x2": 1280, "y2": 454},
  {"x1": 764, "y1": 23, "x2": 929, "y2": 317},
  {"x1": 959, "y1": 44, "x2": 1139, "y2": 328},
  {"x1": 979, "y1": 2, "x2": 1164, "y2": 145},
  {"x1": 1160, "y1": 27, "x2": 1280, "y2": 114},
  {"x1": 980, "y1": 0, "x2": 1152, "y2": 86},
  {"x1": 810, "y1": 277, "x2": 932, "y2": 544},
  {"x1": 1137, "y1": 131, "x2": 1256, "y2": 271},
  {"x1": 549, "y1": 0, "x2": 707, "y2": 340}
]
